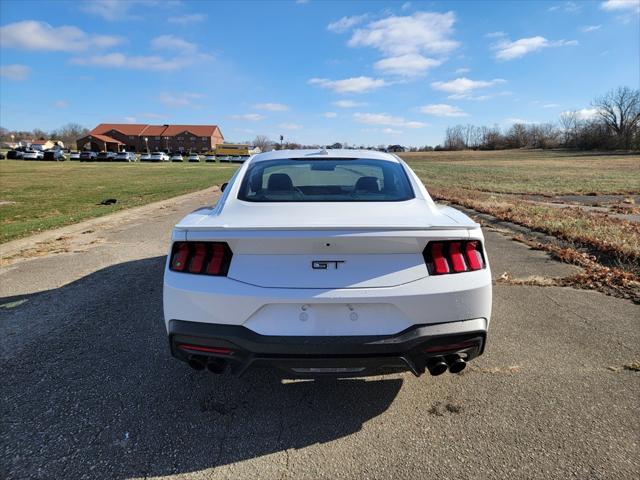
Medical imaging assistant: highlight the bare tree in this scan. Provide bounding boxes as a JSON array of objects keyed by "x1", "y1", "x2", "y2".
[
  {"x1": 593, "y1": 86, "x2": 640, "y2": 149},
  {"x1": 253, "y1": 135, "x2": 272, "y2": 152},
  {"x1": 57, "y1": 123, "x2": 89, "y2": 149},
  {"x1": 559, "y1": 111, "x2": 579, "y2": 148}
]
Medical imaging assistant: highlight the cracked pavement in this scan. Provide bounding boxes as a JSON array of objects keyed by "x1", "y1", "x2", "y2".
[{"x1": 1, "y1": 189, "x2": 638, "y2": 479}]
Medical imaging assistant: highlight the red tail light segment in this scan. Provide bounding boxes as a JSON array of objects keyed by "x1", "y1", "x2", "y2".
[
  {"x1": 423, "y1": 240, "x2": 485, "y2": 275},
  {"x1": 169, "y1": 242, "x2": 232, "y2": 276}
]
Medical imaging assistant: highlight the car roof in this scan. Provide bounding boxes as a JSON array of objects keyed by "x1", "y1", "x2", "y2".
[{"x1": 250, "y1": 149, "x2": 400, "y2": 164}]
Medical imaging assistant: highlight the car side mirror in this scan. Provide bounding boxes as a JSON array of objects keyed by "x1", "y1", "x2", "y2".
[{"x1": 221, "y1": 182, "x2": 228, "y2": 192}]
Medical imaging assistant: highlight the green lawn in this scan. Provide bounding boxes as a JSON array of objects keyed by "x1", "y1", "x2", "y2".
[{"x1": 0, "y1": 161, "x2": 238, "y2": 243}]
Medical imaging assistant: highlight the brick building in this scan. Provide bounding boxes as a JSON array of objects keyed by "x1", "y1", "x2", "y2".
[{"x1": 76, "y1": 123, "x2": 224, "y2": 153}]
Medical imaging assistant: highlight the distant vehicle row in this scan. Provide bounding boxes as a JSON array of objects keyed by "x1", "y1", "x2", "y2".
[
  {"x1": 6, "y1": 148, "x2": 67, "y2": 161},
  {"x1": 5, "y1": 148, "x2": 253, "y2": 163}
]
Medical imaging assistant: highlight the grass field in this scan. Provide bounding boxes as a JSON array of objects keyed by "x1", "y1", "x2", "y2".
[
  {"x1": 399, "y1": 150, "x2": 640, "y2": 279},
  {"x1": 0, "y1": 161, "x2": 237, "y2": 243},
  {"x1": 401, "y1": 149, "x2": 639, "y2": 195},
  {"x1": 1, "y1": 151, "x2": 639, "y2": 273}
]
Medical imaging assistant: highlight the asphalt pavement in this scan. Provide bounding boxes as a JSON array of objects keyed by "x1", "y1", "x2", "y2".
[{"x1": 1, "y1": 190, "x2": 638, "y2": 480}]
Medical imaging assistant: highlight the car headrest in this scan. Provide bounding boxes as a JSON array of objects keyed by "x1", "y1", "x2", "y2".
[
  {"x1": 267, "y1": 173, "x2": 294, "y2": 191},
  {"x1": 354, "y1": 176, "x2": 380, "y2": 193}
]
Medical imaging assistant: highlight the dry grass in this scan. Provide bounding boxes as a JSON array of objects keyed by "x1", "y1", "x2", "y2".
[
  {"x1": 430, "y1": 187, "x2": 640, "y2": 267},
  {"x1": 401, "y1": 149, "x2": 639, "y2": 195}
]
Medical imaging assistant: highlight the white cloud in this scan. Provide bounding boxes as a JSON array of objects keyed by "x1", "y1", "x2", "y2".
[
  {"x1": 600, "y1": 0, "x2": 640, "y2": 12},
  {"x1": 455, "y1": 67, "x2": 470, "y2": 74},
  {"x1": 354, "y1": 112, "x2": 426, "y2": 128},
  {"x1": 567, "y1": 108, "x2": 599, "y2": 120},
  {"x1": 81, "y1": 0, "x2": 183, "y2": 21},
  {"x1": 138, "y1": 112, "x2": 167, "y2": 119},
  {"x1": 485, "y1": 31, "x2": 506, "y2": 38},
  {"x1": 492, "y1": 36, "x2": 578, "y2": 61},
  {"x1": 124, "y1": 116, "x2": 137, "y2": 123},
  {"x1": 322, "y1": 112, "x2": 338, "y2": 118},
  {"x1": 504, "y1": 118, "x2": 532, "y2": 125},
  {"x1": 308, "y1": 76, "x2": 387, "y2": 94},
  {"x1": 168, "y1": 13, "x2": 207, "y2": 25},
  {"x1": 328, "y1": 14, "x2": 369, "y2": 33},
  {"x1": 253, "y1": 103, "x2": 290, "y2": 112},
  {"x1": 348, "y1": 11, "x2": 459, "y2": 56},
  {"x1": 231, "y1": 113, "x2": 266, "y2": 121},
  {"x1": 159, "y1": 92, "x2": 205, "y2": 108},
  {"x1": 581, "y1": 24, "x2": 602, "y2": 32},
  {"x1": 542, "y1": 103, "x2": 560, "y2": 108},
  {"x1": 374, "y1": 53, "x2": 441, "y2": 77},
  {"x1": 0, "y1": 20, "x2": 121, "y2": 51},
  {"x1": 431, "y1": 77, "x2": 505, "y2": 96},
  {"x1": 151, "y1": 35, "x2": 198, "y2": 53},
  {"x1": 0, "y1": 64, "x2": 30, "y2": 80},
  {"x1": 548, "y1": 2, "x2": 582, "y2": 12},
  {"x1": 279, "y1": 122, "x2": 302, "y2": 130},
  {"x1": 81, "y1": 0, "x2": 137, "y2": 20},
  {"x1": 419, "y1": 104, "x2": 468, "y2": 117},
  {"x1": 72, "y1": 36, "x2": 212, "y2": 71},
  {"x1": 332, "y1": 100, "x2": 367, "y2": 108},
  {"x1": 382, "y1": 127, "x2": 403, "y2": 134},
  {"x1": 54, "y1": 100, "x2": 69, "y2": 108},
  {"x1": 71, "y1": 53, "x2": 198, "y2": 71}
]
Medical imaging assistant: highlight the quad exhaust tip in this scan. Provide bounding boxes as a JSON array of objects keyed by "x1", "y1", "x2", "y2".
[
  {"x1": 187, "y1": 355, "x2": 207, "y2": 371},
  {"x1": 426, "y1": 355, "x2": 467, "y2": 376},
  {"x1": 427, "y1": 357, "x2": 448, "y2": 376},
  {"x1": 447, "y1": 355, "x2": 467, "y2": 374}
]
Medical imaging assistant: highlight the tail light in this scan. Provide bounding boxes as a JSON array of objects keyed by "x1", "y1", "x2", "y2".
[
  {"x1": 169, "y1": 241, "x2": 232, "y2": 276},
  {"x1": 423, "y1": 240, "x2": 485, "y2": 275}
]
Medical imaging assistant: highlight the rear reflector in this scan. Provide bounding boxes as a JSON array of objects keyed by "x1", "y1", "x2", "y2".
[
  {"x1": 178, "y1": 344, "x2": 233, "y2": 355},
  {"x1": 423, "y1": 240, "x2": 485, "y2": 275},
  {"x1": 169, "y1": 241, "x2": 232, "y2": 276},
  {"x1": 424, "y1": 340, "x2": 478, "y2": 353}
]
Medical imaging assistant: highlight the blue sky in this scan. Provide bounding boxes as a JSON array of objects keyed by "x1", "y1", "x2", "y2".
[{"x1": 0, "y1": 0, "x2": 638, "y2": 146}]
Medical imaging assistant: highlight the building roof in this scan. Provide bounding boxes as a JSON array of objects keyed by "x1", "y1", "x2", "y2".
[
  {"x1": 161, "y1": 124, "x2": 220, "y2": 137},
  {"x1": 89, "y1": 134, "x2": 124, "y2": 144},
  {"x1": 89, "y1": 123, "x2": 220, "y2": 138},
  {"x1": 90, "y1": 124, "x2": 150, "y2": 136},
  {"x1": 30, "y1": 140, "x2": 49, "y2": 144},
  {"x1": 140, "y1": 125, "x2": 167, "y2": 136}
]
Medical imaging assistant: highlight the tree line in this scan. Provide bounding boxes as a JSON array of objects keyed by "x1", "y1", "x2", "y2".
[
  {"x1": 442, "y1": 86, "x2": 639, "y2": 151},
  {"x1": 0, "y1": 123, "x2": 89, "y2": 149}
]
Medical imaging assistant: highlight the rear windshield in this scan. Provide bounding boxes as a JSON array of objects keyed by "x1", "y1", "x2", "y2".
[{"x1": 238, "y1": 158, "x2": 414, "y2": 202}]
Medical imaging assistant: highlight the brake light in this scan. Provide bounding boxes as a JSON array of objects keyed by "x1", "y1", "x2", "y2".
[
  {"x1": 423, "y1": 240, "x2": 485, "y2": 275},
  {"x1": 178, "y1": 344, "x2": 233, "y2": 355},
  {"x1": 169, "y1": 241, "x2": 232, "y2": 276}
]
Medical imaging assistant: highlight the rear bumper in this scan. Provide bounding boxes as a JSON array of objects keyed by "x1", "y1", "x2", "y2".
[{"x1": 168, "y1": 318, "x2": 487, "y2": 377}]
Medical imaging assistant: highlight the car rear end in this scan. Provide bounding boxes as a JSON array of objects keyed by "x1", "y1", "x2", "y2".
[{"x1": 163, "y1": 151, "x2": 491, "y2": 378}]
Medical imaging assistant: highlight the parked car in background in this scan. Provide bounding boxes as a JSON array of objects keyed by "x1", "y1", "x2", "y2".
[
  {"x1": 163, "y1": 149, "x2": 492, "y2": 378},
  {"x1": 23, "y1": 149, "x2": 44, "y2": 160},
  {"x1": 205, "y1": 152, "x2": 216, "y2": 162},
  {"x1": 170, "y1": 153, "x2": 184, "y2": 162},
  {"x1": 7, "y1": 149, "x2": 24, "y2": 159},
  {"x1": 69, "y1": 151, "x2": 80, "y2": 160},
  {"x1": 139, "y1": 152, "x2": 151, "y2": 161},
  {"x1": 97, "y1": 151, "x2": 117, "y2": 162},
  {"x1": 0, "y1": 152, "x2": 5, "y2": 159},
  {"x1": 115, "y1": 151, "x2": 136, "y2": 162},
  {"x1": 188, "y1": 153, "x2": 201, "y2": 162},
  {"x1": 150, "y1": 151, "x2": 170, "y2": 162},
  {"x1": 80, "y1": 151, "x2": 98, "y2": 161},
  {"x1": 43, "y1": 150, "x2": 66, "y2": 161}
]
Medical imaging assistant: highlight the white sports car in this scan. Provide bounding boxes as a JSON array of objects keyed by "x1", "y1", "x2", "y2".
[{"x1": 163, "y1": 149, "x2": 491, "y2": 377}]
